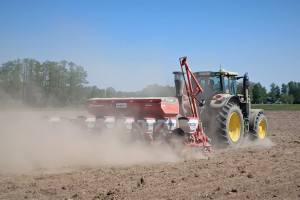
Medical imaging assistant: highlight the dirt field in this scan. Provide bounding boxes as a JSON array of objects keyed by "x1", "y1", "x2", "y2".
[{"x1": 0, "y1": 110, "x2": 299, "y2": 200}]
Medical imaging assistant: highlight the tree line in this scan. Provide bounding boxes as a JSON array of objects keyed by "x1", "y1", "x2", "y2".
[
  {"x1": 0, "y1": 58, "x2": 89, "y2": 106},
  {"x1": 237, "y1": 81, "x2": 300, "y2": 104},
  {"x1": 0, "y1": 58, "x2": 175, "y2": 107},
  {"x1": 0, "y1": 58, "x2": 299, "y2": 107}
]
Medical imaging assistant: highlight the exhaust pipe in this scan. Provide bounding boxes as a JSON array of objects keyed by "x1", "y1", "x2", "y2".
[{"x1": 243, "y1": 73, "x2": 250, "y2": 116}]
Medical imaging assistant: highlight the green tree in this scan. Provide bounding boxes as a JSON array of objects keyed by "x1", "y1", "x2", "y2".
[
  {"x1": 66, "y1": 62, "x2": 88, "y2": 104},
  {"x1": 280, "y1": 93, "x2": 294, "y2": 104},
  {"x1": 287, "y1": 81, "x2": 300, "y2": 104},
  {"x1": 106, "y1": 87, "x2": 116, "y2": 98},
  {"x1": 268, "y1": 83, "x2": 280, "y2": 103},
  {"x1": 281, "y1": 83, "x2": 288, "y2": 94},
  {"x1": 90, "y1": 86, "x2": 105, "y2": 98},
  {"x1": 252, "y1": 83, "x2": 267, "y2": 104},
  {"x1": 0, "y1": 60, "x2": 23, "y2": 100},
  {"x1": 22, "y1": 58, "x2": 43, "y2": 105}
]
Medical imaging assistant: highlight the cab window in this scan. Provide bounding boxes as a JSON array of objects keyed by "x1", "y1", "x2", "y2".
[
  {"x1": 224, "y1": 77, "x2": 229, "y2": 93},
  {"x1": 197, "y1": 76, "x2": 221, "y2": 93},
  {"x1": 229, "y1": 76, "x2": 237, "y2": 95}
]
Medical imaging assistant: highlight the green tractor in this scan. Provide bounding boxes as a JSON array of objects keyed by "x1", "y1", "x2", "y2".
[{"x1": 174, "y1": 69, "x2": 268, "y2": 147}]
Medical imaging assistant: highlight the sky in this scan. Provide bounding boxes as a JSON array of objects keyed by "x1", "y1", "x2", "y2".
[{"x1": 0, "y1": 0, "x2": 299, "y2": 92}]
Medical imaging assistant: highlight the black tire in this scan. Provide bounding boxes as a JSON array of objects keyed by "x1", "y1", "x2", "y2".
[
  {"x1": 251, "y1": 113, "x2": 268, "y2": 140},
  {"x1": 217, "y1": 103, "x2": 244, "y2": 147}
]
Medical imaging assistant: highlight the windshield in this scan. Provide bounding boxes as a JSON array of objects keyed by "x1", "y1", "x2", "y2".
[
  {"x1": 198, "y1": 76, "x2": 221, "y2": 94},
  {"x1": 194, "y1": 75, "x2": 222, "y2": 100}
]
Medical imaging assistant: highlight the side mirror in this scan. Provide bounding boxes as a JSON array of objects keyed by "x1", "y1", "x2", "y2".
[{"x1": 199, "y1": 99, "x2": 206, "y2": 107}]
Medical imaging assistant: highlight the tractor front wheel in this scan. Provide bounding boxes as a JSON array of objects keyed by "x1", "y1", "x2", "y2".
[{"x1": 251, "y1": 112, "x2": 268, "y2": 140}]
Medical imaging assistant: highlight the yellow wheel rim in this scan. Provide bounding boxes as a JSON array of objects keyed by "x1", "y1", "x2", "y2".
[
  {"x1": 258, "y1": 120, "x2": 266, "y2": 139},
  {"x1": 228, "y1": 112, "x2": 241, "y2": 142}
]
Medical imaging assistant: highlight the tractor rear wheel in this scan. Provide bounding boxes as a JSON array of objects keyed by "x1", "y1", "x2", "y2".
[
  {"x1": 218, "y1": 103, "x2": 244, "y2": 147},
  {"x1": 251, "y1": 112, "x2": 268, "y2": 140}
]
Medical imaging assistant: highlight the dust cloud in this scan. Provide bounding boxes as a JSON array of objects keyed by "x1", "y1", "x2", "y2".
[
  {"x1": 0, "y1": 111, "x2": 180, "y2": 174},
  {"x1": 0, "y1": 110, "x2": 274, "y2": 174},
  {"x1": 241, "y1": 136, "x2": 275, "y2": 148}
]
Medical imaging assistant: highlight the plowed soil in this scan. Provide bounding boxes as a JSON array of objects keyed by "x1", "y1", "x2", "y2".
[{"x1": 0, "y1": 110, "x2": 299, "y2": 200}]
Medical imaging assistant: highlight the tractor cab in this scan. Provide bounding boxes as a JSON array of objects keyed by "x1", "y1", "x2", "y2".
[{"x1": 193, "y1": 69, "x2": 238, "y2": 103}]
